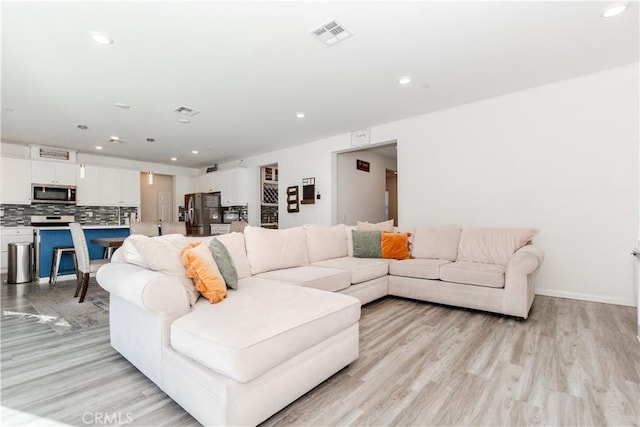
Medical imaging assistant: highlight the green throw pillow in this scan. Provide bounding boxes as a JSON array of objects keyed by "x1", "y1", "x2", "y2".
[
  {"x1": 208, "y1": 238, "x2": 238, "y2": 290},
  {"x1": 352, "y1": 230, "x2": 382, "y2": 258}
]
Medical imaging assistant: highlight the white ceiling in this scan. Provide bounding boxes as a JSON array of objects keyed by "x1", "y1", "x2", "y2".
[{"x1": 2, "y1": 1, "x2": 638, "y2": 168}]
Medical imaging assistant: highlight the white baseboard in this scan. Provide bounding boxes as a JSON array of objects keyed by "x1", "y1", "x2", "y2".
[{"x1": 536, "y1": 288, "x2": 636, "y2": 307}]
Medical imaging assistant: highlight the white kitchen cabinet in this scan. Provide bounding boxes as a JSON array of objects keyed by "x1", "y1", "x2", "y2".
[
  {"x1": 99, "y1": 168, "x2": 141, "y2": 206},
  {"x1": 199, "y1": 172, "x2": 222, "y2": 193},
  {"x1": 1, "y1": 158, "x2": 32, "y2": 204},
  {"x1": 220, "y1": 168, "x2": 248, "y2": 207},
  {"x1": 76, "y1": 165, "x2": 101, "y2": 206},
  {"x1": 31, "y1": 161, "x2": 77, "y2": 186},
  {"x1": 119, "y1": 170, "x2": 141, "y2": 206}
]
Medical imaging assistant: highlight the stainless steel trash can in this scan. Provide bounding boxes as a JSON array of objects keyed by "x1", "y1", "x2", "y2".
[{"x1": 8, "y1": 242, "x2": 33, "y2": 284}]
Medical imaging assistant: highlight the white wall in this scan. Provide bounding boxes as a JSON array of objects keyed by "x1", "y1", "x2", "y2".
[
  {"x1": 336, "y1": 150, "x2": 397, "y2": 225},
  {"x1": 237, "y1": 63, "x2": 639, "y2": 306}
]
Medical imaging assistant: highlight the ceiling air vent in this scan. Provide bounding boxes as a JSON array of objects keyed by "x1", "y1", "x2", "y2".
[
  {"x1": 174, "y1": 106, "x2": 200, "y2": 116},
  {"x1": 310, "y1": 19, "x2": 353, "y2": 46}
]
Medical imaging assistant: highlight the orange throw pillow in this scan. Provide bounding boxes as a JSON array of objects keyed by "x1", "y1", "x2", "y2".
[
  {"x1": 180, "y1": 242, "x2": 227, "y2": 304},
  {"x1": 381, "y1": 232, "x2": 412, "y2": 260}
]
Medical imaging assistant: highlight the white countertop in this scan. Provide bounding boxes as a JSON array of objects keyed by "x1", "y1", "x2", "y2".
[{"x1": 35, "y1": 224, "x2": 130, "y2": 231}]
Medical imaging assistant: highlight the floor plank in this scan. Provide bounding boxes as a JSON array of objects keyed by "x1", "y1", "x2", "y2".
[{"x1": 1, "y1": 276, "x2": 638, "y2": 426}]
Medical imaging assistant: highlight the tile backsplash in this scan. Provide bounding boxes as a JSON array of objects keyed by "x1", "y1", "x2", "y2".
[{"x1": 0, "y1": 204, "x2": 139, "y2": 227}]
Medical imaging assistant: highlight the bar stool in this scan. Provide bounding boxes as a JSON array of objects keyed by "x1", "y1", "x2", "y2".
[{"x1": 49, "y1": 246, "x2": 77, "y2": 287}]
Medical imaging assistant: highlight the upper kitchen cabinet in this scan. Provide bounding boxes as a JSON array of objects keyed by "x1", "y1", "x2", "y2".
[
  {"x1": 220, "y1": 168, "x2": 248, "y2": 207},
  {"x1": 198, "y1": 172, "x2": 222, "y2": 193},
  {"x1": 119, "y1": 170, "x2": 141, "y2": 206},
  {"x1": 76, "y1": 165, "x2": 101, "y2": 206},
  {"x1": 0, "y1": 158, "x2": 32, "y2": 204},
  {"x1": 31, "y1": 161, "x2": 77, "y2": 186},
  {"x1": 99, "y1": 168, "x2": 141, "y2": 206}
]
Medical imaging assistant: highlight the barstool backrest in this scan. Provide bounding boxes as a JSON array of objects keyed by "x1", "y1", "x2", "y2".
[
  {"x1": 130, "y1": 221, "x2": 159, "y2": 236},
  {"x1": 69, "y1": 223, "x2": 90, "y2": 273},
  {"x1": 160, "y1": 222, "x2": 186, "y2": 235}
]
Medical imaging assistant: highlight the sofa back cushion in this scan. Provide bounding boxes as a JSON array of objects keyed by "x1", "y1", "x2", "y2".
[
  {"x1": 411, "y1": 225, "x2": 461, "y2": 261},
  {"x1": 457, "y1": 227, "x2": 539, "y2": 266},
  {"x1": 244, "y1": 225, "x2": 310, "y2": 274},
  {"x1": 214, "y1": 232, "x2": 252, "y2": 279},
  {"x1": 304, "y1": 224, "x2": 348, "y2": 263}
]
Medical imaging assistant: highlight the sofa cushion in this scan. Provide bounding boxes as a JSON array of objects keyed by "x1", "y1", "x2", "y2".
[
  {"x1": 181, "y1": 242, "x2": 227, "y2": 303},
  {"x1": 381, "y1": 232, "x2": 411, "y2": 260},
  {"x1": 389, "y1": 258, "x2": 451, "y2": 280},
  {"x1": 411, "y1": 225, "x2": 461, "y2": 261},
  {"x1": 214, "y1": 232, "x2": 252, "y2": 280},
  {"x1": 346, "y1": 225, "x2": 357, "y2": 257},
  {"x1": 352, "y1": 230, "x2": 382, "y2": 258},
  {"x1": 313, "y1": 257, "x2": 389, "y2": 284},
  {"x1": 244, "y1": 225, "x2": 309, "y2": 275},
  {"x1": 170, "y1": 279, "x2": 360, "y2": 383},
  {"x1": 209, "y1": 238, "x2": 238, "y2": 290},
  {"x1": 439, "y1": 261, "x2": 505, "y2": 288},
  {"x1": 304, "y1": 224, "x2": 348, "y2": 263},
  {"x1": 256, "y1": 265, "x2": 351, "y2": 292},
  {"x1": 357, "y1": 220, "x2": 394, "y2": 232},
  {"x1": 457, "y1": 228, "x2": 539, "y2": 266}
]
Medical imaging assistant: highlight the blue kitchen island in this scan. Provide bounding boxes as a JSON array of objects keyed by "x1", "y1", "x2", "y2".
[{"x1": 36, "y1": 225, "x2": 130, "y2": 283}]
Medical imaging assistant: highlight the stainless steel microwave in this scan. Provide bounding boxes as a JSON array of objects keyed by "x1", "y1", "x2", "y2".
[{"x1": 31, "y1": 184, "x2": 77, "y2": 205}]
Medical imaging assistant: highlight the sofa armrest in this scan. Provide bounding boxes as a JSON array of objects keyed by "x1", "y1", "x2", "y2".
[
  {"x1": 96, "y1": 262, "x2": 191, "y2": 317},
  {"x1": 506, "y1": 244, "x2": 544, "y2": 276}
]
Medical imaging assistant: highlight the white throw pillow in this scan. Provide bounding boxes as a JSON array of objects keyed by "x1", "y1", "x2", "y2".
[
  {"x1": 215, "y1": 232, "x2": 252, "y2": 279},
  {"x1": 457, "y1": 228, "x2": 539, "y2": 266},
  {"x1": 412, "y1": 225, "x2": 461, "y2": 261},
  {"x1": 244, "y1": 225, "x2": 310, "y2": 274},
  {"x1": 129, "y1": 234, "x2": 199, "y2": 305},
  {"x1": 304, "y1": 224, "x2": 348, "y2": 263},
  {"x1": 121, "y1": 235, "x2": 151, "y2": 269},
  {"x1": 357, "y1": 220, "x2": 394, "y2": 232}
]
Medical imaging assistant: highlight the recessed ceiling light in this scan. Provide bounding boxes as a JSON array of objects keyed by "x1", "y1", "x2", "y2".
[
  {"x1": 89, "y1": 31, "x2": 113, "y2": 45},
  {"x1": 296, "y1": 112, "x2": 305, "y2": 119},
  {"x1": 115, "y1": 103, "x2": 130, "y2": 109},
  {"x1": 95, "y1": 145, "x2": 103, "y2": 150},
  {"x1": 170, "y1": 157, "x2": 178, "y2": 161},
  {"x1": 77, "y1": 124, "x2": 88, "y2": 130},
  {"x1": 601, "y1": 2, "x2": 630, "y2": 17},
  {"x1": 110, "y1": 136, "x2": 119, "y2": 141},
  {"x1": 191, "y1": 150, "x2": 199, "y2": 154},
  {"x1": 178, "y1": 119, "x2": 191, "y2": 124},
  {"x1": 398, "y1": 76, "x2": 412, "y2": 85},
  {"x1": 146, "y1": 137, "x2": 155, "y2": 142}
]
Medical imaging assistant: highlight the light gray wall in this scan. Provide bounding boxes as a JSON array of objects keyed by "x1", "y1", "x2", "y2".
[{"x1": 236, "y1": 63, "x2": 639, "y2": 306}]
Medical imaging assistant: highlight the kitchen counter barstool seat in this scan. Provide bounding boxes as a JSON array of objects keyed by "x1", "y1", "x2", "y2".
[
  {"x1": 69, "y1": 223, "x2": 109, "y2": 303},
  {"x1": 49, "y1": 246, "x2": 77, "y2": 287}
]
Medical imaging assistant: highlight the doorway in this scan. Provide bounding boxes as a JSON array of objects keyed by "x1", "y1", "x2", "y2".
[
  {"x1": 335, "y1": 142, "x2": 397, "y2": 225},
  {"x1": 259, "y1": 164, "x2": 279, "y2": 229},
  {"x1": 140, "y1": 173, "x2": 174, "y2": 223},
  {"x1": 386, "y1": 169, "x2": 398, "y2": 226}
]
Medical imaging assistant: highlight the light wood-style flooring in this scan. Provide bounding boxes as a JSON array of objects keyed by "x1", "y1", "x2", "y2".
[{"x1": 2, "y1": 277, "x2": 638, "y2": 426}]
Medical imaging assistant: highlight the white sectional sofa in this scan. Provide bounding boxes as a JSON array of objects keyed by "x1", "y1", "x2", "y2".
[{"x1": 96, "y1": 223, "x2": 543, "y2": 426}]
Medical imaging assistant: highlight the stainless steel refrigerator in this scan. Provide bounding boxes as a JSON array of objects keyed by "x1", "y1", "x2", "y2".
[{"x1": 184, "y1": 192, "x2": 222, "y2": 236}]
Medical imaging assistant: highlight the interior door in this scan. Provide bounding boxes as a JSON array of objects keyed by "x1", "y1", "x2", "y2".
[{"x1": 158, "y1": 192, "x2": 172, "y2": 223}]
